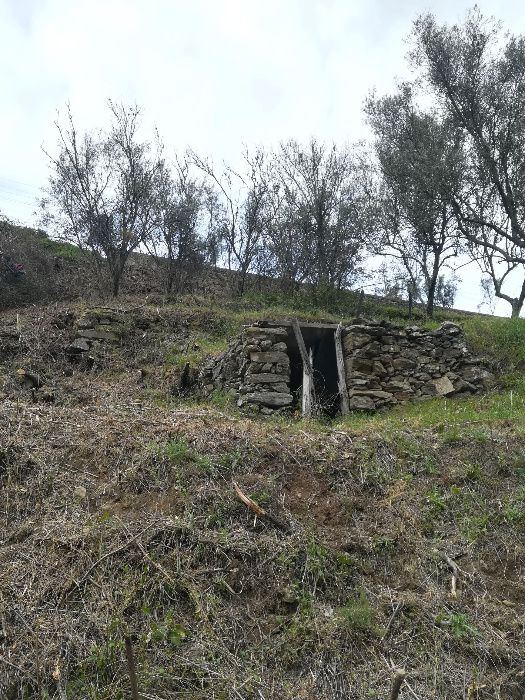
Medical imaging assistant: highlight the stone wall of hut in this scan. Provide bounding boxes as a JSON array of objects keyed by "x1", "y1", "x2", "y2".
[{"x1": 202, "y1": 319, "x2": 493, "y2": 415}]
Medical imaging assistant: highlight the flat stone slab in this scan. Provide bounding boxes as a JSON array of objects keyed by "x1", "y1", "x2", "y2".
[
  {"x1": 245, "y1": 373, "x2": 288, "y2": 384},
  {"x1": 240, "y1": 391, "x2": 293, "y2": 408},
  {"x1": 78, "y1": 329, "x2": 119, "y2": 342},
  {"x1": 250, "y1": 351, "x2": 289, "y2": 365}
]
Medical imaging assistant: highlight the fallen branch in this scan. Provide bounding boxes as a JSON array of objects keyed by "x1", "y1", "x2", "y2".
[
  {"x1": 433, "y1": 549, "x2": 461, "y2": 597},
  {"x1": 233, "y1": 482, "x2": 291, "y2": 533},
  {"x1": 381, "y1": 602, "x2": 403, "y2": 643}
]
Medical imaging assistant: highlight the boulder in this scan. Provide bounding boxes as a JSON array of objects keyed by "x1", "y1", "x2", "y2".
[
  {"x1": 66, "y1": 337, "x2": 91, "y2": 354},
  {"x1": 348, "y1": 395, "x2": 376, "y2": 411},
  {"x1": 432, "y1": 376, "x2": 455, "y2": 396}
]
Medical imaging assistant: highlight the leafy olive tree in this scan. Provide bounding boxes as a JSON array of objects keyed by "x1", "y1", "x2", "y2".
[
  {"x1": 365, "y1": 86, "x2": 463, "y2": 317},
  {"x1": 412, "y1": 9, "x2": 525, "y2": 317},
  {"x1": 270, "y1": 139, "x2": 373, "y2": 292},
  {"x1": 146, "y1": 157, "x2": 210, "y2": 295}
]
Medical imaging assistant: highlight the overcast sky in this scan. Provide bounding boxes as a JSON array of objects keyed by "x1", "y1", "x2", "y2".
[{"x1": 2, "y1": 0, "x2": 525, "y2": 314}]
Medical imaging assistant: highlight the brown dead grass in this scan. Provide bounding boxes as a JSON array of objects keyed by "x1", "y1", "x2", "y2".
[{"x1": 1, "y1": 299, "x2": 525, "y2": 699}]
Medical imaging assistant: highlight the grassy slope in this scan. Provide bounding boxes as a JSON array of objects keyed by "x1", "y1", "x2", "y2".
[{"x1": 1, "y1": 296, "x2": 525, "y2": 699}]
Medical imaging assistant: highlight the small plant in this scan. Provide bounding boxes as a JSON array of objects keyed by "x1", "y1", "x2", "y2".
[
  {"x1": 144, "y1": 611, "x2": 188, "y2": 648},
  {"x1": 426, "y1": 487, "x2": 447, "y2": 513},
  {"x1": 338, "y1": 589, "x2": 376, "y2": 633},
  {"x1": 435, "y1": 610, "x2": 479, "y2": 640}
]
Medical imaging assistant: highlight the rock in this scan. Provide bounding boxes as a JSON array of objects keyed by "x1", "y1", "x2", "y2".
[
  {"x1": 439, "y1": 321, "x2": 462, "y2": 335},
  {"x1": 78, "y1": 329, "x2": 118, "y2": 342},
  {"x1": 350, "y1": 357, "x2": 373, "y2": 374},
  {"x1": 77, "y1": 317, "x2": 94, "y2": 330},
  {"x1": 250, "y1": 351, "x2": 289, "y2": 365},
  {"x1": 352, "y1": 390, "x2": 395, "y2": 401},
  {"x1": 74, "y1": 486, "x2": 87, "y2": 499},
  {"x1": 348, "y1": 395, "x2": 376, "y2": 411},
  {"x1": 372, "y1": 361, "x2": 387, "y2": 376},
  {"x1": 453, "y1": 378, "x2": 477, "y2": 393},
  {"x1": 346, "y1": 325, "x2": 384, "y2": 336},
  {"x1": 244, "y1": 326, "x2": 288, "y2": 339},
  {"x1": 393, "y1": 357, "x2": 416, "y2": 370},
  {"x1": 432, "y1": 376, "x2": 455, "y2": 395},
  {"x1": 66, "y1": 337, "x2": 91, "y2": 354},
  {"x1": 460, "y1": 366, "x2": 493, "y2": 384},
  {"x1": 270, "y1": 382, "x2": 290, "y2": 393},
  {"x1": 343, "y1": 332, "x2": 372, "y2": 350},
  {"x1": 272, "y1": 342, "x2": 287, "y2": 352},
  {"x1": 245, "y1": 373, "x2": 288, "y2": 384},
  {"x1": 240, "y1": 391, "x2": 293, "y2": 408}
]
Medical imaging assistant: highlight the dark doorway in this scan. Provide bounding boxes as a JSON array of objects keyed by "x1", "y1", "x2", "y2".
[{"x1": 285, "y1": 323, "x2": 342, "y2": 417}]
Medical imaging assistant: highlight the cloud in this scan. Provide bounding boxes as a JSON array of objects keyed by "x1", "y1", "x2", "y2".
[{"x1": 1, "y1": 0, "x2": 524, "y2": 313}]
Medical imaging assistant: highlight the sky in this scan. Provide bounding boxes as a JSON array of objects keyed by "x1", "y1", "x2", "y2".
[{"x1": 2, "y1": 0, "x2": 525, "y2": 315}]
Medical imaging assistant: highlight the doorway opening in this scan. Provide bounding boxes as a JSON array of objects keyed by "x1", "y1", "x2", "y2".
[{"x1": 284, "y1": 322, "x2": 347, "y2": 418}]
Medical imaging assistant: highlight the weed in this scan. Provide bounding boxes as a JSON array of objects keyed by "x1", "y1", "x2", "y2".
[
  {"x1": 338, "y1": 589, "x2": 376, "y2": 634},
  {"x1": 436, "y1": 611, "x2": 480, "y2": 640}
]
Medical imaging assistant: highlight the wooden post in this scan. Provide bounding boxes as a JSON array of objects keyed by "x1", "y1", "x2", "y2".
[
  {"x1": 124, "y1": 635, "x2": 140, "y2": 700},
  {"x1": 292, "y1": 318, "x2": 315, "y2": 418},
  {"x1": 334, "y1": 323, "x2": 349, "y2": 416},
  {"x1": 302, "y1": 347, "x2": 314, "y2": 417}
]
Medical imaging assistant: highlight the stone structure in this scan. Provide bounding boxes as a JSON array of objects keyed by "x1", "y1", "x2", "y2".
[
  {"x1": 65, "y1": 309, "x2": 125, "y2": 360},
  {"x1": 342, "y1": 319, "x2": 493, "y2": 411},
  {"x1": 201, "y1": 325, "x2": 293, "y2": 414},
  {"x1": 202, "y1": 318, "x2": 494, "y2": 415}
]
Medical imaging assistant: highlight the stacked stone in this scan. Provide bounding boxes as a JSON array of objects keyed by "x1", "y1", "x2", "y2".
[
  {"x1": 201, "y1": 325, "x2": 293, "y2": 415},
  {"x1": 238, "y1": 326, "x2": 293, "y2": 414},
  {"x1": 66, "y1": 309, "x2": 124, "y2": 358},
  {"x1": 344, "y1": 320, "x2": 493, "y2": 411}
]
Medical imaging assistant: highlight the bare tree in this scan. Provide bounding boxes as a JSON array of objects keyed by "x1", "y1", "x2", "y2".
[
  {"x1": 189, "y1": 148, "x2": 269, "y2": 295},
  {"x1": 146, "y1": 157, "x2": 209, "y2": 295},
  {"x1": 412, "y1": 8, "x2": 525, "y2": 317},
  {"x1": 42, "y1": 102, "x2": 161, "y2": 296},
  {"x1": 366, "y1": 86, "x2": 462, "y2": 317},
  {"x1": 272, "y1": 139, "x2": 372, "y2": 292}
]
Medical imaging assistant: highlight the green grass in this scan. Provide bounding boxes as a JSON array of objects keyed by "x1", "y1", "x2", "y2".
[
  {"x1": 335, "y1": 379, "x2": 525, "y2": 435},
  {"x1": 463, "y1": 316, "x2": 525, "y2": 374},
  {"x1": 166, "y1": 332, "x2": 229, "y2": 370},
  {"x1": 33, "y1": 230, "x2": 86, "y2": 259}
]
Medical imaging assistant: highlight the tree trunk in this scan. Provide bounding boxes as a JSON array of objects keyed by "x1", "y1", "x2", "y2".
[
  {"x1": 112, "y1": 271, "x2": 121, "y2": 297},
  {"x1": 511, "y1": 299, "x2": 523, "y2": 318}
]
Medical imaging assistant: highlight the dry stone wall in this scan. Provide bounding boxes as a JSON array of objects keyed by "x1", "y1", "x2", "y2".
[
  {"x1": 65, "y1": 309, "x2": 126, "y2": 362},
  {"x1": 201, "y1": 325, "x2": 293, "y2": 414},
  {"x1": 203, "y1": 319, "x2": 494, "y2": 415},
  {"x1": 343, "y1": 320, "x2": 493, "y2": 411}
]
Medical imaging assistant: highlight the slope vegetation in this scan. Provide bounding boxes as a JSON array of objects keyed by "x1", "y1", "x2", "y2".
[{"x1": 1, "y1": 297, "x2": 525, "y2": 699}]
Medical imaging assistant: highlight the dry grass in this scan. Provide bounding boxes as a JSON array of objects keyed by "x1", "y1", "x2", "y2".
[{"x1": 1, "y1": 298, "x2": 525, "y2": 699}]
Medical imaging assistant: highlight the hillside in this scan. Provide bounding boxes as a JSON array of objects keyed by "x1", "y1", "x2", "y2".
[
  {"x1": 0, "y1": 220, "x2": 493, "y2": 322},
  {"x1": 1, "y1": 295, "x2": 525, "y2": 699}
]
